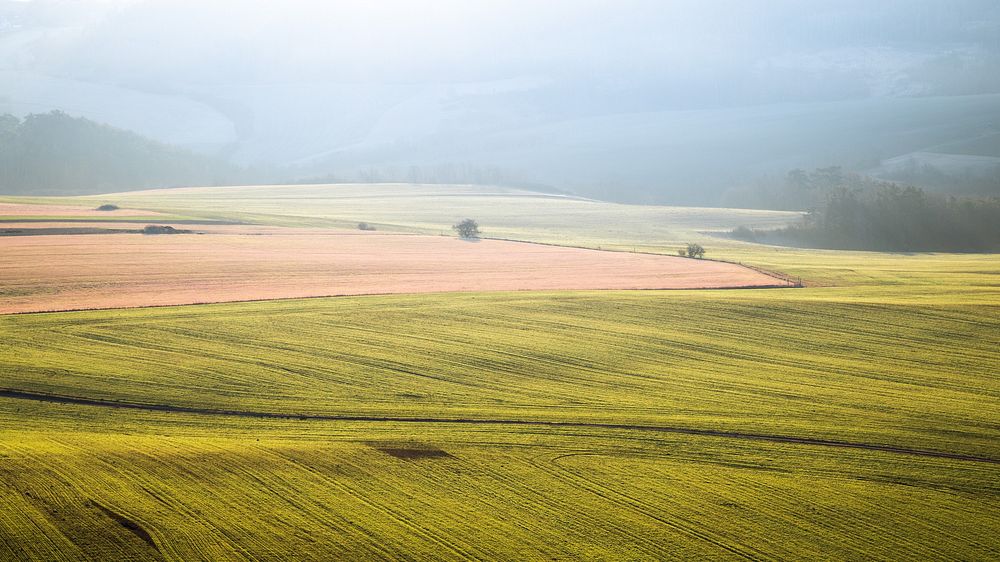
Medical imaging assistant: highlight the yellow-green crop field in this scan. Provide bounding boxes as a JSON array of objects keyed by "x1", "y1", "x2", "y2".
[{"x1": 2, "y1": 185, "x2": 999, "y2": 559}]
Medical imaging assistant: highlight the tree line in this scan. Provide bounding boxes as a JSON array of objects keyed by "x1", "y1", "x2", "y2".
[
  {"x1": 0, "y1": 111, "x2": 246, "y2": 195},
  {"x1": 731, "y1": 169, "x2": 1000, "y2": 252}
]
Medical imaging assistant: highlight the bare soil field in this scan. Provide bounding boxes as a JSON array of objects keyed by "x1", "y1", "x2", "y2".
[{"x1": 0, "y1": 225, "x2": 785, "y2": 314}]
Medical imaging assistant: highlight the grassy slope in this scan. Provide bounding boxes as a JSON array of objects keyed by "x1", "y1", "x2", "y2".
[
  {"x1": 3, "y1": 292, "x2": 999, "y2": 454},
  {"x1": 2, "y1": 184, "x2": 999, "y2": 559},
  {"x1": 63, "y1": 183, "x2": 1000, "y2": 298},
  {"x1": 2, "y1": 289, "x2": 998, "y2": 560},
  {"x1": 74, "y1": 183, "x2": 800, "y2": 241}
]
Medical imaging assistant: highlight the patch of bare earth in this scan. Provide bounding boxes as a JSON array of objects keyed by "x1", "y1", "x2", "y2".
[
  {"x1": 0, "y1": 225, "x2": 787, "y2": 313},
  {"x1": 370, "y1": 443, "x2": 453, "y2": 460}
]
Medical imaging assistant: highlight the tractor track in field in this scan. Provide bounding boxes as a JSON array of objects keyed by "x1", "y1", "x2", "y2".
[{"x1": 3, "y1": 388, "x2": 998, "y2": 466}]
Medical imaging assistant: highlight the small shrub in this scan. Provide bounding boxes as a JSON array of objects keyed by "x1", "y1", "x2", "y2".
[
  {"x1": 96, "y1": 204, "x2": 119, "y2": 211},
  {"x1": 142, "y1": 225, "x2": 178, "y2": 235},
  {"x1": 453, "y1": 218, "x2": 480, "y2": 239},
  {"x1": 357, "y1": 222, "x2": 376, "y2": 231},
  {"x1": 685, "y1": 243, "x2": 705, "y2": 258},
  {"x1": 677, "y1": 249, "x2": 687, "y2": 257}
]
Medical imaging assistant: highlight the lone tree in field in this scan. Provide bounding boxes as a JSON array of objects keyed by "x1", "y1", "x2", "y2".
[
  {"x1": 453, "y1": 218, "x2": 481, "y2": 239},
  {"x1": 685, "y1": 243, "x2": 705, "y2": 258}
]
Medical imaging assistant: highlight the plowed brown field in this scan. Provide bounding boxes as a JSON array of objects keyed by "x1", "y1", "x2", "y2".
[{"x1": 0, "y1": 225, "x2": 786, "y2": 313}]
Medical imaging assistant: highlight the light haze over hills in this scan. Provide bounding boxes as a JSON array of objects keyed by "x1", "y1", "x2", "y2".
[{"x1": 2, "y1": 0, "x2": 999, "y2": 202}]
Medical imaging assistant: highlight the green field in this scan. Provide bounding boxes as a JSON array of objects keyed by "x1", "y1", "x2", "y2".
[
  {"x1": 71, "y1": 183, "x2": 800, "y2": 243},
  {"x1": 25, "y1": 182, "x2": 1000, "y2": 299},
  {"x1": 2, "y1": 185, "x2": 999, "y2": 559}
]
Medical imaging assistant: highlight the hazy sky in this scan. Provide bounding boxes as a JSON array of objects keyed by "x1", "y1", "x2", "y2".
[
  {"x1": 6, "y1": 0, "x2": 1000, "y2": 91},
  {"x1": 2, "y1": 1, "x2": 999, "y2": 202}
]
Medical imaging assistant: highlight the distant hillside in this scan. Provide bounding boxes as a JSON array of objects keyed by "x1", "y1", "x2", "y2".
[
  {"x1": 0, "y1": 111, "x2": 246, "y2": 195},
  {"x1": 288, "y1": 93, "x2": 1000, "y2": 204},
  {"x1": 725, "y1": 167, "x2": 1000, "y2": 252},
  {"x1": 867, "y1": 151, "x2": 1000, "y2": 197}
]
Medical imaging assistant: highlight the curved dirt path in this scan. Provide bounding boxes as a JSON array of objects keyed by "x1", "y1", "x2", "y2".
[{"x1": 3, "y1": 389, "x2": 996, "y2": 465}]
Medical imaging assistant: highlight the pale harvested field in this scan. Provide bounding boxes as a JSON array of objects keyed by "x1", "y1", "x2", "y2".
[
  {"x1": 0, "y1": 227, "x2": 785, "y2": 313},
  {"x1": 0, "y1": 202, "x2": 163, "y2": 217}
]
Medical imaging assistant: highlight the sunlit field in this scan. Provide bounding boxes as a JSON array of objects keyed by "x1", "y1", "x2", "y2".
[
  {"x1": 1, "y1": 186, "x2": 998, "y2": 559},
  {"x1": 11, "y1": 182, "x2": 997, "y2": 301},
  {"x1": 71, "y1": 183, "x2": 799, "y2": 243},
  {"x1": 3, "y1": 286, "x2": 999, "y2": 559},
  {"x1": 5, "y1": 0, "x2": 1000, "y2": 558}
]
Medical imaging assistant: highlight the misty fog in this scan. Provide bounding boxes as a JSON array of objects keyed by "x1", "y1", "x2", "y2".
[{"x1": 2, "y1": 0, "x2": 999, "y2": 203}]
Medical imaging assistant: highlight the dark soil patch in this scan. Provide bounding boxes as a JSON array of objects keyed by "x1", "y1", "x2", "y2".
[
  {"x1": 372, "y1": 444, "x2": 452, "y2": 459},
  {"x1": 1, "y1": 227, "x2": 132, "y2": 236},
  {"x1": 0, "y1": 218, "x2": 240, "y2": 225},
  {"x1": 91, "y1": 501, "x2": 158, "y2": 550},
  {"x1": 0, "y1": 227, "x2": 195, "y2": 236}
]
